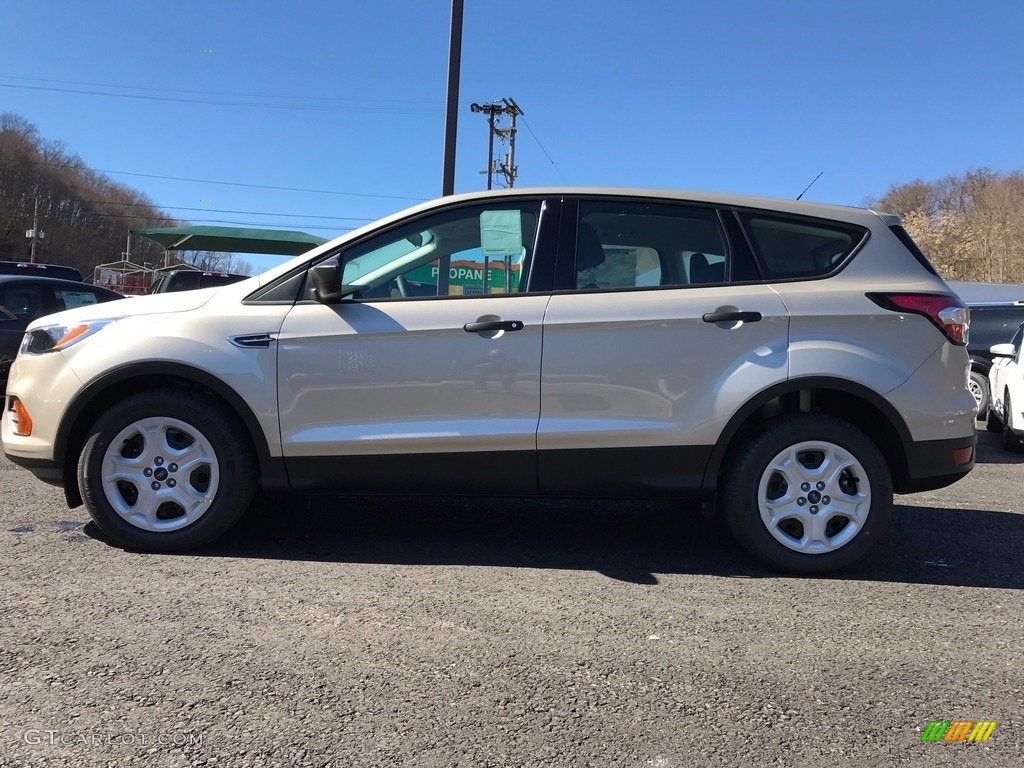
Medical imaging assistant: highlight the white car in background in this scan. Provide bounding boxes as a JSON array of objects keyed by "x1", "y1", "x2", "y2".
[{"x1": 986, "y1": 321, "x2": 1024, "y2": 451}]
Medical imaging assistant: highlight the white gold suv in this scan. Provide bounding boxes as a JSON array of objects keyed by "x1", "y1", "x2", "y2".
[{"x1": 2, "y1": 189, "x2": 977, "y2": 573}]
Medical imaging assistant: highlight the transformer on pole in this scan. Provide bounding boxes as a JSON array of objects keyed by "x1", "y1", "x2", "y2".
[{"x1": 470, "y1": 98, "x2": 523, "y2": 189}]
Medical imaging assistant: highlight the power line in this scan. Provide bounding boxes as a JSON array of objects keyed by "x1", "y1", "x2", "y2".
[
  {"x1": 33, "y1": 161, "x2": 426, "y2": 201},
  {"x1": 0, "y1": 74, "x2": 443, "y2": 107},
  {"x1": 76, "y1": 210, "x2": 348, "y2": 231},
  {"x1": 0, "y1": 199, "x2": 355, "y2": 232},
  {"x1": 70, "y1": 199, "x2": 374, "y2": 222},
  {"x1": 520, "y1": 116, "x2": 567, "y2": 184},
  {"x1": 0, "y1": 81, "x2": 440, "y2": 115}
]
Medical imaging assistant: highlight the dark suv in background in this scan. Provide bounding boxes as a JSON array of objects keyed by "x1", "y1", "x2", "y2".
[
  {"x1": 0, "y1": 260, "x2": 84, "y2": 282},
  {"x1": 948, "y1": 281, "x2": 1024, "y2": 415}
]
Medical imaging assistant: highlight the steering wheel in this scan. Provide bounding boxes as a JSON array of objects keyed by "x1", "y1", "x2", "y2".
[{"x1": 394, "y1": 275, "x2": 410, "y2": 298}]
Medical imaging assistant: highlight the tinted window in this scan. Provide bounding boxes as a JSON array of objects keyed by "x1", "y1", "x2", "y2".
[
  {"x1": 574, "y1": 201, "x2": 730, "y2": 290},
  {"x1": 55, "y1": 288, "x2": 108, "y2": 311},
  {"x1": 739, "y1": 212, "x2": 866, "y2": 279},
  {"x1": 197, "y1": 274, "x2": 246, "y2": 289},
  {"x1": 0, "y1": 284, "x2": 46, "y2": 321}
]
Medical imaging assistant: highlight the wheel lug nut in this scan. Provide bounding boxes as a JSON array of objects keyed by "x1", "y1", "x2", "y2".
[
  {"x1": 797, "y1": 497, "x2": 806, "y2": 506},
  {"x1": 801, "y1": 483, "x2": 810, "y2": 492},
  {"x1": 169, "y1": 463, "x2": 178, "y2": 472},
  {"x1": 151, "y1": 481, "x2": 161, "y2": 491},
  {"x1": 816, "y1": 481, "x2": 825, "y2": 491},
  {"x1": 167, "y1": 479, "x2": 176, "y2": 488},
  {"x1": 822, "y1": 496, "x2": 831, "y2": 505},
  {"x1": 143, "y1": 468, "x2": 153, "y2": 477},
  {"x1": 154, "y1": 457, "x2": 164, "y2": 466},
  {"x1": 810, "y1": 506, "x2": 819, "y2": 514}
]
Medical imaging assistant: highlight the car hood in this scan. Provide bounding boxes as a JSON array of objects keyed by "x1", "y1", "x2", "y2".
[{"x1": 25, "y1": 287, "x2": 219, "y2": 330}]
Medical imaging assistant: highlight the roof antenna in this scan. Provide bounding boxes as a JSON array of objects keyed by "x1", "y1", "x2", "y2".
[{"x1": 796, "y1": 171, "x2": 823, "y2": 200}]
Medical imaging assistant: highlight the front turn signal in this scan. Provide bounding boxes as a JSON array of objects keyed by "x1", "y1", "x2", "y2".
[{"x1": 9, "y1": 397, "x2": 33, "y2": 437}]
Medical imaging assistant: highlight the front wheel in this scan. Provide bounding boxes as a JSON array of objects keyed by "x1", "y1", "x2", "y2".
[
  {"x1": 720, "y1": 414, "x2": 892, "y2": 574},
  {"x1": 78, "y1": 390, "x2": 256, "y2": 551}
]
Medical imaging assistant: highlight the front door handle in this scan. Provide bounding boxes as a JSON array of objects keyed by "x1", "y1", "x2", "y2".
[
  {"x1": 702, "y1": 311, "x2": 762, "y2": 324},
  {"x1": 463, "y1": 320, "x2": 525, "y2": 333}
]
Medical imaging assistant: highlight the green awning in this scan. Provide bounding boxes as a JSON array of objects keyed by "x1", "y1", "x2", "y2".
[{"x1": 132, "y1": 225, "x2": 329, "y2": 256}]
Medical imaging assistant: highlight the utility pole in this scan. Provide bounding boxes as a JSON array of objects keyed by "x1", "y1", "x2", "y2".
[
  {"x1": 470, "y1": 98, "x2": 523, "y2": 189},
  {"x1": 27, "y1": 196, "x2": 45, "y2": 262},
  {"x1": 441, "y1": 0, "x2": 464, "y2": 197}
]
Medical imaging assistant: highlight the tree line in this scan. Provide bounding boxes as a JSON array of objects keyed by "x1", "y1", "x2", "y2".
[
  {"x1": 867, "y1": 169, "x2": 1024, "y2": 284},
  {"x1": 0, "y1": 112, "x2": 251, "y2": 279}
]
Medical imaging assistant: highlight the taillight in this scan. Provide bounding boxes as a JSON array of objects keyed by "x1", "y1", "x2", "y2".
[{"x1": 866, "y1": 292, "x2": 969, "y2": 346}]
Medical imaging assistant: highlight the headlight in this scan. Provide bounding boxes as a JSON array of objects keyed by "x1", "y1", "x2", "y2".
[{"x1": 21, "y1": 319, "x2": 120, "y2": 355}]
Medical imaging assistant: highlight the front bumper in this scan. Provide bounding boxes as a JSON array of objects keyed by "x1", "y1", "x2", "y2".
[{"x1": 2, "y1": 451, "x2": 63, "y2": 486}]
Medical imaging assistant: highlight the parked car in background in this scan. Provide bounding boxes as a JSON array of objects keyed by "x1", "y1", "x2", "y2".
[
  {"x1": 3, "y1": 188, "x2": 976, "y2": 574},
  {"x1": 985, "y1": 321, "x2": 1024, "y2": 451},
  {"x1": 0, "y1": 260, "x2": 84, "y2": 282},
  {"x1": 948, "y1": 281, "x2": 1024, "y2": 415},
  {"x1": 0, "y1": 275, "x2": 122, "y2": 385},
  {"x1": 148, "y1": 270, "x2": 248, "y2": 293}
]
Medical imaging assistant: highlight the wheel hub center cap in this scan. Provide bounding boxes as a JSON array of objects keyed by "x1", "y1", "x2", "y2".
[
  {"x1": 154, "y1": 467, "x2": 169, "y2": 481},
  {"x1": 807, "y1": 490, "x2": 822, "y2": 504}
]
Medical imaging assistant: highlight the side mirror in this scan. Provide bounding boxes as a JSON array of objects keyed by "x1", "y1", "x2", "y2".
[
  {"x1": 311, "y1": 262, "x2": 343, "y2": 303},
  {"x1": 990, "y1": 342, "x2": 1016, "y2": 358}
]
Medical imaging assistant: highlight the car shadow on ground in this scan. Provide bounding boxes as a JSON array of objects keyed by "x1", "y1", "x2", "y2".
[{"x1": 83, "y1": 490, "x2": 1024, "y2": 590}]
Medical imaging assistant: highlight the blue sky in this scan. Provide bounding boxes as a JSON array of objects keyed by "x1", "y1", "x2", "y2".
[{"x1": 2, "y1": 0, "x2": 1023, "y2": 272}]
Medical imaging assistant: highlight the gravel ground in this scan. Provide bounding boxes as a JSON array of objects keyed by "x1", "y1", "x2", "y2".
[{"x1": 1, "y1": 427, "x2": 1022, "y2": 768}]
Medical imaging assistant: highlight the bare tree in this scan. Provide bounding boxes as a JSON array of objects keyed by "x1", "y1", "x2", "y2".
[{"x1": 875, "y1": 170, "x2": 1024, "y2": 283}]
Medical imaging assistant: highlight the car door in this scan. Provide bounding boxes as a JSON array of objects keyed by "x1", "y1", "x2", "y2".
[
  {"x1": 277, "y1": 198, "x2": 557, "y2": 493},
  {"x1": 537, "y1": 197, "x2": 790, "y2": 494}
]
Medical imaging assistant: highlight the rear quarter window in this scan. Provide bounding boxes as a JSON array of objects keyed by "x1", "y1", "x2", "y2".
[{"x1": 738, "y1": 212, "x2": 867, "y2": 280}]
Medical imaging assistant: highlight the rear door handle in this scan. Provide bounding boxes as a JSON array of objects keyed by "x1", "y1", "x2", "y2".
[
  {"x1": 463, "y1": 320, "x2": 525, "y2": 333},
  {"x1": 702, "y1": 311, "x2": 762, "y2": 324}
]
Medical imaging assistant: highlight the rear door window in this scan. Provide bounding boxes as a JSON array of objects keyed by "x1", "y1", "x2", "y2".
[{"x1": 572, "y1": 200, "x2": 736, "y2": 290}]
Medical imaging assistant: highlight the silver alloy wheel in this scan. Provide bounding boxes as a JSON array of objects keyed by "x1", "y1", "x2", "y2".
[
  {"x1": 100, "y1": 416, "x2": 221, "y2": 532},
  {"x1": 757, "y1": 439, "x2": 871, "y2": 555},
  {"x1": 967, "y1": 376, "x2": 984, "y2": 408}
]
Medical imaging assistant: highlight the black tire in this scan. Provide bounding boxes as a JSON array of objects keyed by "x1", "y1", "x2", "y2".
[
  {"x1": 720, "y1": 414, "x2": 892, "y2": 574},
  {"x1": 969, "y1": 370, "x2": 990, "y2": 418},
  {"x1": 985, "y1": 400, "x2": 1003, "y2": 433},
  {"x1": 1002, "y1": 394, "x2": 1024, "y2": 453},
  {"x1": 78, "y1": 389, "x2": 256, "y2": 551}
]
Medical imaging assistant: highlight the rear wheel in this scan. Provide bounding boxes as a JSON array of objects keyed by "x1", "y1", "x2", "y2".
[
  {"x1": 78, "y1": 390, "x2": 256, "y2": 551},
  {"x1": 720, "y1": 414, "x2": 891, "y2": 574}
]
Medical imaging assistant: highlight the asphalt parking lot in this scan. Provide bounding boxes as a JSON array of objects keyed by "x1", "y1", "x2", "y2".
[{"x1": 1, "y1": 427, "x2": 1022, "y2": 768}]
